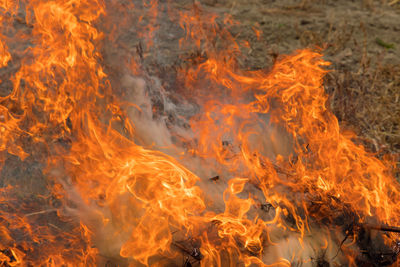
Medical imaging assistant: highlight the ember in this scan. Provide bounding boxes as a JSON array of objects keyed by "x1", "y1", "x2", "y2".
[{"x1": 0, "y1": 0, "x2": 399, "y2": 266}]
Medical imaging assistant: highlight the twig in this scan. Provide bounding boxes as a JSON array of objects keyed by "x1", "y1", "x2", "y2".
[
  {"x1": 48, "y1": 223, "x2": 62, "y2": 231},
  {"x1": 332, "y1": 223, "x2": 355, "y2": 260},
  {"x1": 25, "y1": 208, "x2": 58, "y2": 217}
]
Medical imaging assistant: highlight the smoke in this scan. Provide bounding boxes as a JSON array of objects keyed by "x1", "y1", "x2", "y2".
[
  {"x1": 1, "y1": 0, "x2": 397, "y2": 266},
  {"x1": 61, "y1": 1, "x2": 323, "y2": 265},
  {"x1": 79, "y1": 47, "x2": 339, "y2": 266}
]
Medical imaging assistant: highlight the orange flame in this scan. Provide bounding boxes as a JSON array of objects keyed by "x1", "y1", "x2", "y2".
[{"x1": 0, "y1": 0, "x2": 399, "y2": 266}]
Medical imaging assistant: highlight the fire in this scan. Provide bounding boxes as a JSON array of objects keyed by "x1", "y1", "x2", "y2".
[{"x1": 0, "y1": 0, "x2": 399, "y2": 266}]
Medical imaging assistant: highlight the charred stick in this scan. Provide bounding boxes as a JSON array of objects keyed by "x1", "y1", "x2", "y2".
[
  {"x1": 209, "y1": 175, "x2": 219, "y2": 181},
  {"x1": 362, "y1": 223, "x2": 400, "y2": 233}
]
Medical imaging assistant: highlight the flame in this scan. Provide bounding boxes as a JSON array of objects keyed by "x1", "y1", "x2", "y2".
[
  {"x1": 0, "y1": 0, "x2": 399, "y2": 266},
  {"x1": 187, "y1": 49, "x2": 400, "y2": 226}
]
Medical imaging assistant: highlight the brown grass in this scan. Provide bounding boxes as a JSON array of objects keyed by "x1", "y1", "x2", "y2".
[{"x1": 325, "y1": 62, "x2": 400, "y2": 178}]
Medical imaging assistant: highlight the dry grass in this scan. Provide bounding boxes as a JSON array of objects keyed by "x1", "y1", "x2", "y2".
[
  {"x1": 282, "y1": 1, "x2": 400, "y2": 178},
  {"x1": 325, "y1": 62, "x2": 400, "y2": 178}
]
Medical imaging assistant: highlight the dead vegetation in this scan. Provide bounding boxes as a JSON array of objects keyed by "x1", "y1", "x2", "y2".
[
  {"x1": 165, "y1": 0, "x2": 400, "y2": 178},
  {"x1": 0, "y1": 0, "x2": 399, "y2": 265},
  {"x1": 326, "y1": 61, "x2": 400, "y2": 178},
  {"x1": 204, "y1": 0, "x2": 400, "y2": 179}
]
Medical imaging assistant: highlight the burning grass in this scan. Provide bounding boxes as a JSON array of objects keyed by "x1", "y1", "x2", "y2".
[{"x1": 0, "y1": 0, "x2": 400, "y2": 266}]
